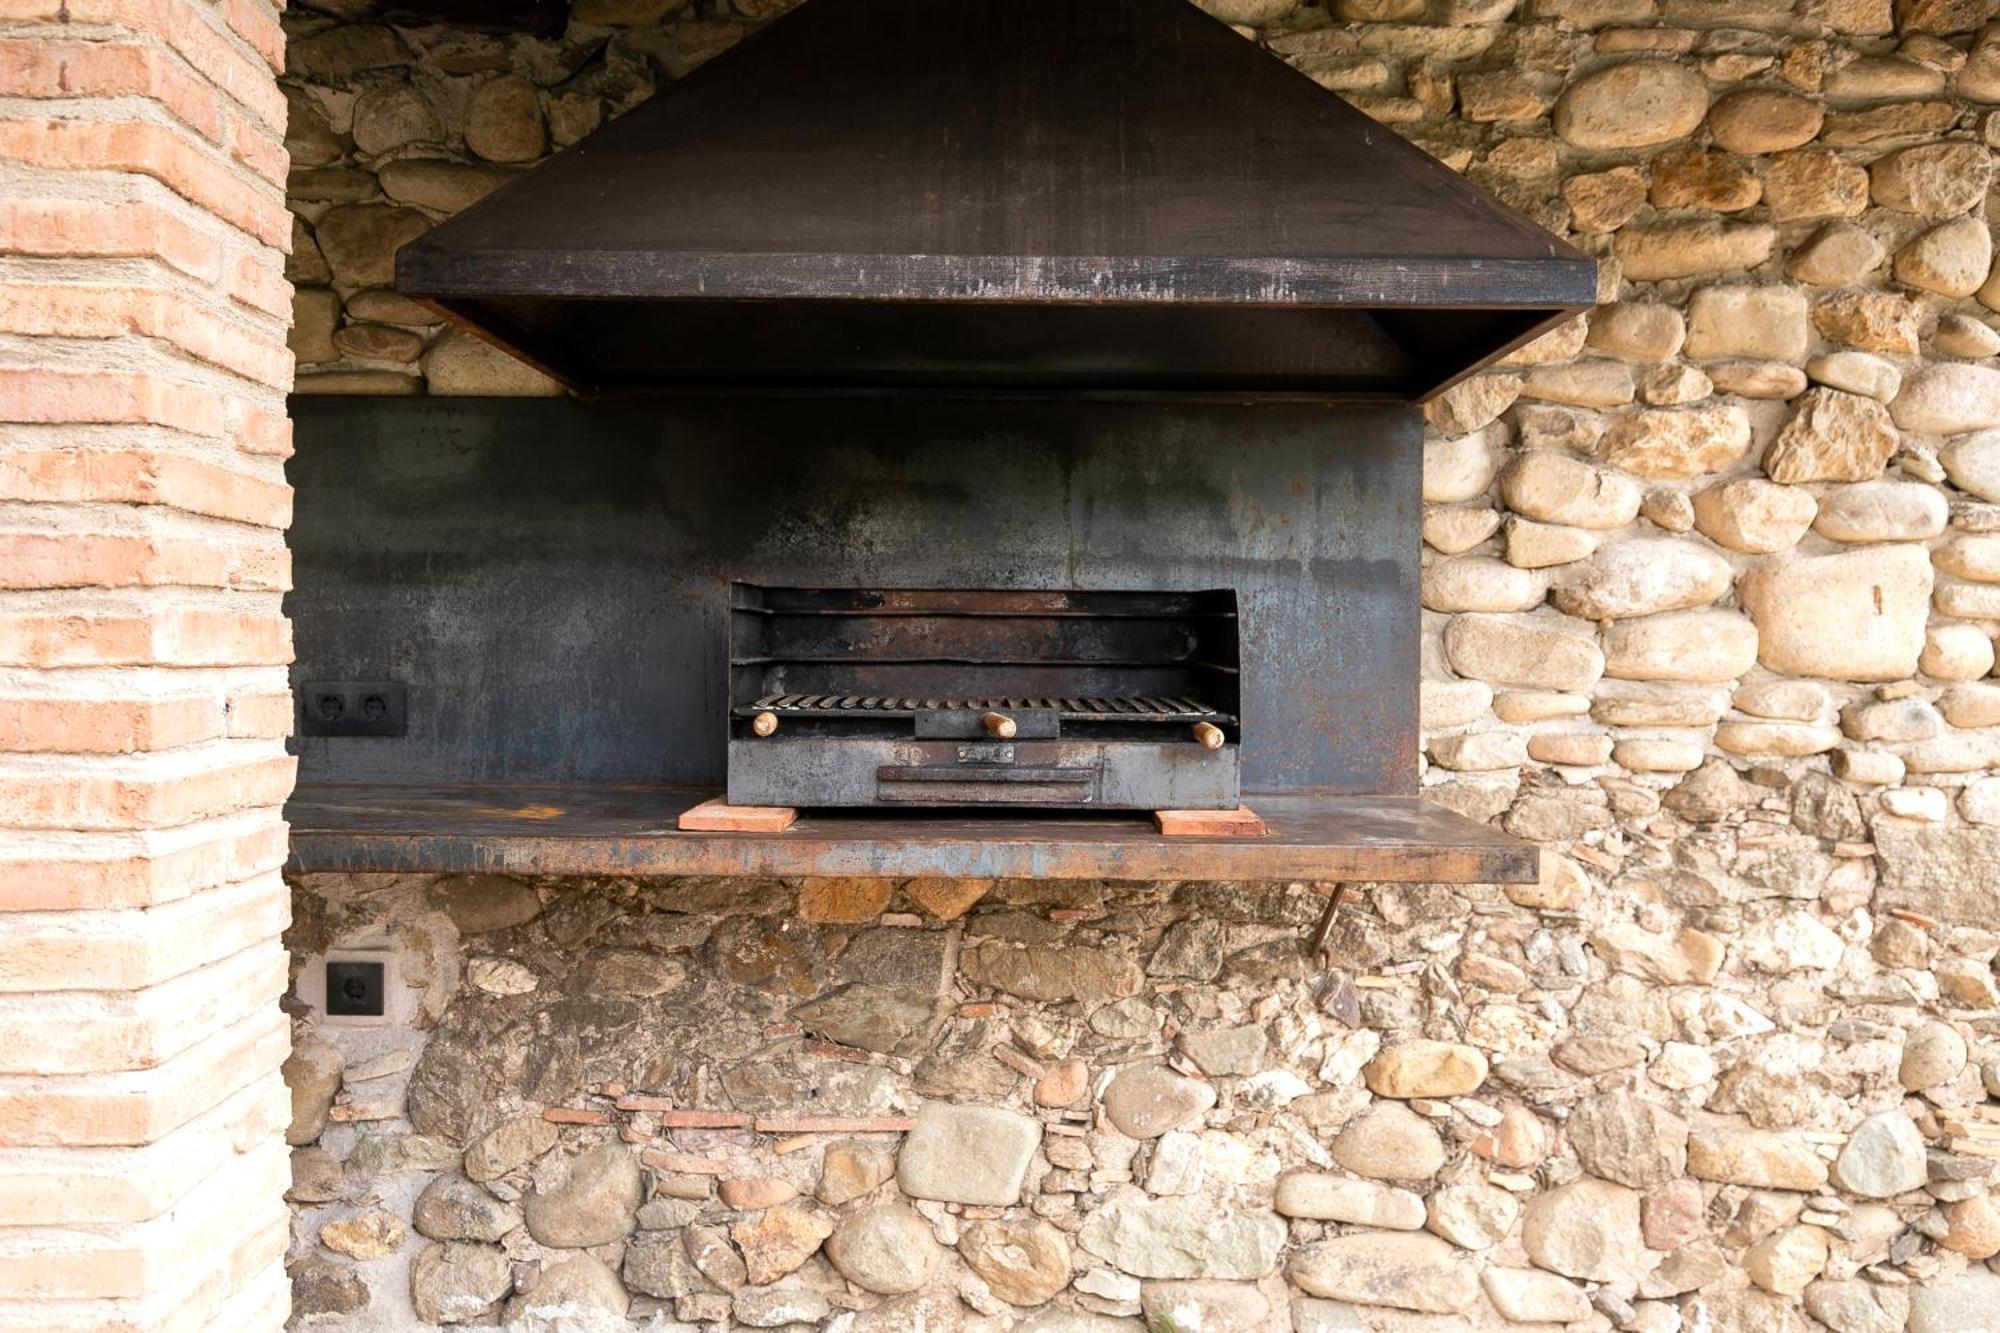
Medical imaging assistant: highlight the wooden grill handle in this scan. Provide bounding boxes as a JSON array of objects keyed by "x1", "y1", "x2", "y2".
[
  {"x1": 982, "y1": 711, "x2": 1018, "y2": 739},
  {"x1": 1193, "y1": 721, "x2": 1225, "y2": 750},
  {"x1": 752, "y1": 710, "x2": 780, "y2": 737}
]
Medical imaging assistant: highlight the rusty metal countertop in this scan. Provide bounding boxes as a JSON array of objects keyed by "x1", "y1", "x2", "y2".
[{"x1": 285, "y1": 784, "x2": 1539, "y2": 885}]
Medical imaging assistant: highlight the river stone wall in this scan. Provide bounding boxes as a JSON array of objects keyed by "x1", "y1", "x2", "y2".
[{"x1": 281, "y1": 0, "x2": 2000, "y2": 1329}]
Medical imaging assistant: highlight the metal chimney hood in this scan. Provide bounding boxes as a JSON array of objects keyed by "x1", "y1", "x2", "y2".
[{"x1": 396, "y1": 0, "x2": 1596, "y2": 399}]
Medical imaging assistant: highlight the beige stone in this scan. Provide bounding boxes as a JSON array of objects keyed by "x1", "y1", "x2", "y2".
[
  {"x1": 351, "y1": 83, "x2": 442, "y2": 156},
  {"x1": 1521, "y1": 1179, "x2": 1646, "y2": 1283},
  {"x1": 1425, "y1": 376, "x2": 1520, "y2": 437},
  {"x1": 314, "y1": 204, "x2": 431, "y2": 288},
  {"x1": 1554, "y1": 60, "x2": 1709, "y2": 149},
  {"x1": 1519, "y1": 360, "x2": 1636, "y2": 409},
  {"x1": 1642, "y1": 487, "x2": 1697, "y2": 531},
  {"x1": 1505, "y1": 518, "x2": 1601, "y2": 569},
  {"x1": 1440, "y1": 608, "x2": 1608, "y2": 688},
  {"x1": 1594, "y1": 921, "x2": 1724, "y2": 980},
  {"x1": 1706, "y1": 89, "x2": 1824, "y2": 151},
  {"x1": 378, "y1": 159, "x2": 515, "y2": 215},
  {"x1": 1942, "y1": 430, "x2": 2000, "y2": 499},
  {"x1": 1763, "y1": 150, "x2": 1871, "y2": 222},
  {"x1": 1421, "y1": 557, "x2": 1547, "y2": 613},
  {"x1": 1685, "y1": 286, "x2": 1808, "y2": 363},
  {"x1": 1714, "y1": 720, "x2": 1841, "y2": 756},
  {"x1": 1638, "y1": 364, "x2": 1712, "y2": 407},
  {"x1": 1814, "y1": 290, "x2": 1925, "y2": 357},
  {"x1": 1788, "y1": 223, "x2": 1887, "y2": 285},
  {"x1": 1763, "y1": 389, "x2": 1900, "y2": 484},
  {"x1": 1941, "y1": 1197, "x2": 2000, "y2": 1259},
  {"x1": 1597, "y1": 404, "x2": 1753, "y2": 480},
  {"x1": 1923, "y1": 624, "x2": 1996, "y2": 679},
  {"x1": 1806, "y1": 351, "x2": 1902, "y2": 404},
  {"x1": 1706, "y1": 361, "x2": 1809, "y2": 399},
  {"x1": 1492, "y1": 691, "x2": 1590, "y2": 723},
  {"x1": 1692, "y1": 479, "x2": 1815, "y2": 552},
  {"x1": 1602, "y1": 611, "x2": 1760, "y2": 682},
  {"x1": 1457, "y1": 70, "x2": 1554, "y2": 121},
  {"x1": 290, "y1": 288, "x2": 340, "y2": 366},
  {"x1": 1364, "y1": 1041, "x2": 1488, "y2": 1098},
  {"x1": 1552, "y1": 539, "x2": 1732, "y2": 620},
  {"x1": 1431, "y1": 731, "x2": 1530, "y2": 771},
  {"x1": 1935, "y1": 534, "x2": 2000, "y2": 582},
  {"x1": 1528, "y1": 732, "x2": 1614, "y2": 766},
  {"x1": 1733, "y1": 679, "x2": 1831, "y2": 720},
  {"x1": 1423, "y1": 428, "x2": 1501, "y2": 503},
  {"x1": 1894, "y1": 215, "x2": 1995, "y2": 297},
  {"x1": 1893, "y1": 363, "x2": 2000, "y2": 434},
  {"x1": 1422, "y1": 678, "x2": 1494, "y2": 731},
  {"x1": 1648, "y1": 147, "x2": 1760, "y2": 212},
  {"x1": 1587, "y1": 304, "x2": 1686, "y2": 363},
  {"x1": 1812, "y1": 481, "x2": 1948, "y2": 542},
  {"x1": 1738, "y1": 546, "x2": 1934, "y2": 681},
  {"x1": 1423, "y1": 505, "x2": 1502, "y2": 555},
  {"x1": 466, "y1": 74, "x2": 547, "y2": 163},
  {"x1": 1614, "y1": 221, "x2": 1778, "y2": 281},
  {"x1": 1500, "y1": 451, "x2": 1643, "y2": 529},
  {"x1": 1612, "y1": 738, "x2": 1706, "y2": 772},
  {"x1": 1687, "y1": 1127, "x2": 1830, "y2": 1189},
  {"x1": 424, "y1": 330, "x2": 565, "y2": 397},
  {"x1": 1563, "y1": 167, "x2": 1649, "y2": 233},
  {"x1": 1934, "y1": 312, "x2": 2000, "y2": 358},
  {"x1": 1332, "y1": 1103, "x2": 1449, "y2": 1179},
  {"x1": 1871, "y1": 143, "x2": 1996, "y2": 217},
  {"x1": 1940, "y1": 681, "x2": 2000, "y2": 726},
  {"x1": 334, "y1": 322, "x2": 423, "y2": 363},
  {"x1": 1744, "y1": 1225, "x2": 1829, "y2": 1296},
  {"x1": 1826, "y1": 55, "x2": 1946, "y2": 99}
]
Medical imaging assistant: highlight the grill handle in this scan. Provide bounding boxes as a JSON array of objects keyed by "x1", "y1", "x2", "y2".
[{"x1": 982, "y1": 711, "x2": 1017, "y2": 739}]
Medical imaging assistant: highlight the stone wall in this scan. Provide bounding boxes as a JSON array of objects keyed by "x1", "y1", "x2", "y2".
[
  {"x1": 0, "y1": 0, "x2": 298, "y2": 1327},
  {"x1": 279, "y1": 0, "x2": 2000, "y2": 1329}
]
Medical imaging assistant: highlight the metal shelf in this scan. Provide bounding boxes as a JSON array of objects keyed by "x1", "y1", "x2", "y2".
[{"x1": 285, "y1": 783, "x2": 1539, "y2": 885}]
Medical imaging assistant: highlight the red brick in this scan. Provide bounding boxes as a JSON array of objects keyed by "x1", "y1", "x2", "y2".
[
  {"x1": 0, "y1": 693, "x2": 224, "y2": 754},
  {"x1": 0, "y1": 1003, "x2": 286, "y2": 1146},
  {"x1": 0, "y1": 284, "x2": 291, "y2": 390},
  {"x1": 0, "y1": 608, "x2": 290, "y2": 669},
  {"x1": 0, "y1": 120, "x2": 287, "y2": 247},
  {"x1": 0, "y1": 1075, "x2": 285, "y2": 1225},
  {"x1": 0, "y1": 199, "x2": 222, "y2": 287},
  {"x1": 0, "y1": 1135, "x2": 287, "y2": 1296},
  {"x1": 0, "y1": 749, "x2": 295, "y2": 831},
  {"x1": 0, "y1": 532, "x2": 288, "y2": 592},
  {"x1": 0, "y1": 450, "x2": 292, "y2": 529},
  {"x1": 0, "y1": 40, "x2": 227, "y2": 148},
  {"x1": 58, "y1": 0, "x2": 287, "y2": 130},
  {"x1": 224, "y1": 692, "x2": 292, "y2": 740},
  {"x1": 218, "y1": 0, "x2": 283, "y2": 75},
  {"x1": 230, "y1": 400, "x2": 291, "y2": 458},
  {"x1": 0, "y1": 813, "x2": 287, "y2": 911},
  {"x1": 228, "y1": 248, "x2": 291, "y2": 322},
  {"x1": 0, "y1": 939, "x2": 285, "y2": 1074},
  {"x1": 0, "y1": 370, "x2": 226, "y2": 437},
  {"x1": 0, "y1": 870, "x2": 287, "y2": 992}
]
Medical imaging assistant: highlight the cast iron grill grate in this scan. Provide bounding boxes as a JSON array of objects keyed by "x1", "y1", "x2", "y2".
[{"x1": 739, "y1": 694, "x2": 1231, "y2": 723}]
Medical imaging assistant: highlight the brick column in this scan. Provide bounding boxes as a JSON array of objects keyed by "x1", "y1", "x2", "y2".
[{"x1": 0, "y1": 0, "x2": 295, "y2": 1328}]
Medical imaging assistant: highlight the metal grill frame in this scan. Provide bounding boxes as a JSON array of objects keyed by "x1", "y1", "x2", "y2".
[{"x1": 726, "y1": 583, "x2": 1243, "y2": 809}]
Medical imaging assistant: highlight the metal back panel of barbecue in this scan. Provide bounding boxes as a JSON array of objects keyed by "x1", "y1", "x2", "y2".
[{"x1": 727, "y1": 584, "x2": 1241, "y2": 809}]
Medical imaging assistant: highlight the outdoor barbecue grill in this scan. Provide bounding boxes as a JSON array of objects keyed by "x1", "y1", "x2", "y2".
[{"x1": 726, "y1": 584, "x2": 1242, "y2": 809}]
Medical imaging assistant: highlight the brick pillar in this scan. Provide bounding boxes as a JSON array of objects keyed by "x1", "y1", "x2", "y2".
[{"x1": 0, "y1": 0, "x2": 295, "y2": 1328}]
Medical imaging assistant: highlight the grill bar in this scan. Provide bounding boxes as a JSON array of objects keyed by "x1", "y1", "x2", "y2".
[{"x1": 742, "y1": 693, "x2": 1229, "y2": 723}]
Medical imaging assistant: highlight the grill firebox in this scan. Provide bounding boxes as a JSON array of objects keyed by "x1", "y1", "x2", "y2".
[{"x1": 727, "y1": 584, "x2": 1241, "y2": 809}]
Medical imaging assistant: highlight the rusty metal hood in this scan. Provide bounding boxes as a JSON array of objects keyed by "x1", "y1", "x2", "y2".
[{"x1": 395, "y1": 0, "x2": 1595, "y2": 398}]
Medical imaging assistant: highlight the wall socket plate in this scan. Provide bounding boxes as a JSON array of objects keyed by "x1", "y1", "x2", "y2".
[
  {"x1": 300, "y1": 681, "x2": 407, "y2": 737},
  {"x1": 304, "y1": 950, "x2": 399, "y2": 1027}
]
